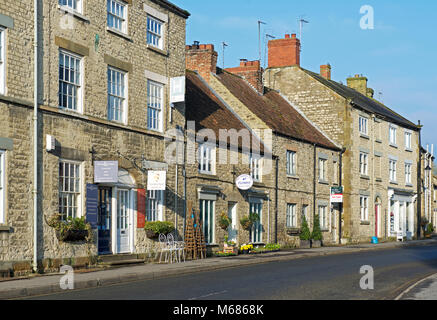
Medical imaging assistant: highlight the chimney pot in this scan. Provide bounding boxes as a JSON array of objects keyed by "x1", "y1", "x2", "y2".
[
  {"x1": 225, "y1": 60, "x2": 263, "y2": 94},
  {"x1": 285, "y1": 34, "x2": 290, "y2": 39},
  {"x1": 320, "y1": 64, "x2": 332, "y2": 80}
]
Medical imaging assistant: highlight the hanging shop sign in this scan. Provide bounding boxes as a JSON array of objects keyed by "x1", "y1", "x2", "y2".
[
  {"x1": 147, "y1": 171, "x2": 166, "y2": 191},
  {"x1": 170, "y1": 76, "x2": 186, "y2": 103},
  {"x1": 330, "y1": 186, "x2": 343, "y2": 203},
  {"x1": 94, "y1": 161, "x2": 119, "y2": 183},
  {"x1": 236, "y1": 174, "x2": 254, "y2": 191}
]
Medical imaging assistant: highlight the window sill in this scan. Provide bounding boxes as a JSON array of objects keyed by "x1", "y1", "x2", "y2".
[
  {"x1": 406, "y1": 183, "x2": 413, "y2": 188},
  {"x1": 390, "y1": 144, "x2": 398, "y2": 149},
  {"x1": 360, "y1": 221, "x2": 371, "y2": 226},
  {"x1": 318, "y1": 180, "x2": 329, "y2": 185},
  {"x1": 0, "y1": 225, "x2": 12, "y2": 233},
  {"x1": 375, "y1": 139, "x2": 382, "y2": 144},
  {"x1": 321, "y1": 229, "x2": 329, "y2": 233},
  {"x1": 360, "y1": 175, "x2": 370, "y2": 180},
  {"x1": 253, "y1": 181, "x2": 265, "y2": 187},
  {"x1": 405, "y1": 148, "x2": 413, "y2": 153},
  {"x1": 58, "y1": 5, "x2": 90, "y2": 23},
  {"x1": 287, "y1": 175, "x2": 299, "y2": 180},
  {"x1": 390, "y1": 181, "x2": 398, "y2": 185},
  {"x1": 107, "y1": 27, "x2": 132, "y2": 42},
  {"x1": 376, "y1": 178, "x2": 383, "y2": 182},
  {"x1": 147, "y1": 44, "x2": 169, "y2": 57},
  {"x1": 58, "y1": 107, "x2": 84, "y2": 116},
  {"x1": 360, "y1": 134, "x2": 370, "y2": 140}
]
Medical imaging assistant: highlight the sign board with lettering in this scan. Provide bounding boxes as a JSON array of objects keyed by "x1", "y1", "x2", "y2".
[
  {"x1": 170, "y1": 76, "x2": 185, "y2": 103},
  {"x1": 236, "y1": 174, "x2": 254, "y2": 191},
  {"x1": 330, "y1": 186, "x2": 343, "y2": 203},
  {"x1": 86, "y1": 184, "x2": 98, "y2": 229},
  {"x1": 94, "y1": 161, "x2": 118, "y2": 183},
  {"x1": 147, "y1": 171, "x2": 166, "y2": 191}
]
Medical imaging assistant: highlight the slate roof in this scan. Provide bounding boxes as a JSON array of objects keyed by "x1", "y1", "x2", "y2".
[
  {"x1": 151, "y1": 0, "x2": 190, "y2": 18},
  {"x1": 185, "y1": 70, "x2": 264, "y2": 154},
  {"x1": 214, "y1": 70, "x2": 340, "y2": 151},
  {"x1": 301, "y1": 68, "x2": 419, "y2": 131}
]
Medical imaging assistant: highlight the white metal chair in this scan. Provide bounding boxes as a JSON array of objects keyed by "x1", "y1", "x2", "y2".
[
  {"x1": 166, "y1": 233, "x2": 178, "y2": 264},
  {"x1": 176, "y1": 241, "x2": 186, "y2": 263},
  {"x1": 158, "y1": 234, "x2": 171, "y2": 263}
]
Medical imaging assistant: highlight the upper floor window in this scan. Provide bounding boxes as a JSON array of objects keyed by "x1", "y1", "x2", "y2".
[
  {"x1": 319, "y1": 158, "x2": 327, "y2": 182},
  {"x1": 107, "y1": 0, "x2": 127, "y2": 34},
  {"x1": 389, "y1": 159, "x2": 397, "y2": 182},
  {"x1": 360, "y1": 196, "x2": 369, "y2": 221},
  {"x1": 405, "y1": 163, "x2": 412, "y2": 185},
  {"x1": 59, "y1": 160, "x2": 82, "y2": 221},
  {"x1": 0, "y1": 150, "x2": 5, "y2": 224},
  {"x1": 59, "y1": 0, "x2": 82, "y2": 13},
  {"x1": 405, "y1": 131, "x2": 412, "y2": 150},
  {"x1": 147, "y1": 190, "x2": 163, "y2": 222},
  {"x1": 147, "y1": 80, "x2": 163, "y2": 132},
  {"x1": 147, "y1": 16, "x2": 163, "y2": 49},
  {"x1": 359, "y1": 116, "x2": 368, "y2": 136},
  {"x1": 0, "y1": 28, "x2": 5, "y2": 95},
  {"x1": 286, "y1": 204, "x2": 297, "y2": 228},
  {"x1": 59, "y1": 50, "x2": 83, "y2": 112},
  {"x1": 250, "y1": 155, "x2": 262, "y2": 182},
  {"x1": 389, "y1": 125, "x2": 397, "y2": 146},
  {"x1": 359, "y1": 152, "x2": 368, "y2": 176},
  {"x1": 286, "y1": 150, "x2": 297, "y2": 176},
  {"x1": 108, "y1": 67, "x2": 127, "y2": 123},
  {"x1": 199, "y1": 143, "x2": 215, "y2": 175}
]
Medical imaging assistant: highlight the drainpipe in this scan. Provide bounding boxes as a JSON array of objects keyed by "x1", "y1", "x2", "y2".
[
  {"x1": 267, "y1": 191, "x2": 270, "y2": 243},
  {"x1": 33, "y1": 0, "x2": 40, "y2": 273},
  {"x1": 339, "y1": 148, "x2": 346, "y2": 245},
  {"x1": 313, "y1": 144, "x2": 317, "y2": 228},
  {"x1": 274, "y1": 157, "x2": 279, "y2": 243}
]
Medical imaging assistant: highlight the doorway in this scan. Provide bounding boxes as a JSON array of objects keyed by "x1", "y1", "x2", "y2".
[
  {"x1": 375, "y1": 200, "x2": 381, "y2": 238},
  {"x1": 228, "y1": 202, "x2": 238, "y2": 243},
  {"x1": 117, "y1": 189, "x2": 131, "y2": 254},
  {"x1": 98, "y1": 187, "x2": 112, "y2": 255}
]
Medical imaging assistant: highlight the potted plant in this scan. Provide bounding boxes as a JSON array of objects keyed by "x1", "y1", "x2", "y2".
[
  {"x1": 421, "y1": 218, "x2": 430, "y2": 237},
  {"x1": 144, "y1": 221, "x2": 175, "y2": 239},
  {"x1": 299, "y1": 215, "x2": 311, "y2": 249},
  {"x1": 219, "y1": 212, "x2": 231, "y2": 232},
  {"x1": 311, "y1": 214, "x2": 323, "y2": 248},
  {"x1": 239, "y1": 243, "x2": 253, "y2": 254},
  {"x1": 46, "y1": 214, "x2": 91, "y2": 243},
  {"x1": 425, "y1": 224, "x2": 434, "y2": 238}
]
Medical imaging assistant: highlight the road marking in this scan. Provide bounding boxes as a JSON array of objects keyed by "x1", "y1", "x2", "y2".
[{"x1": 189, "y1": 290, "x2": 228, "y2": 300}]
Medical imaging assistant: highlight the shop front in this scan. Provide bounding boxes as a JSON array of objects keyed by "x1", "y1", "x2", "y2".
[{"x1": 388, "y1": 189, "x2": 417, "y2": 240}]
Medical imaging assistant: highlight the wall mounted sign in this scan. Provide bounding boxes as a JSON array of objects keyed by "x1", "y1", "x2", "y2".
[
  {"x1": 94, "y1": 161, "x2": 118, "y2": 183},
  {"x1": 147, "y1": 171, "x2": 166, "y2": 191},
  {"x1": 86, "y1": 184, "x2": 98, "y2": 229},
  {"x1": 170, "y1": 76, "x2": 185, "y2": 103},
  {"x1": 330, "y1": 186, "x2": 343, "y2": 203},
  {"x1": 236, "y1": 174, "x2": 254, "y2": 191}
]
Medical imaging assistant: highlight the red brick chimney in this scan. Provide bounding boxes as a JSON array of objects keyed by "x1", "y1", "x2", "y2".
[
  {"x1": 225, "y1": 59, "x2": 263, "y2": 94},
  {"x1": 268, "y1": 34, "x2": 301, "y2": 68},
  {"x1": 320, "y1": 64, "x2": 331, "y2": 80},
  {"x1": 185, "y1": 42, "x2": 218, "y2": 83}
]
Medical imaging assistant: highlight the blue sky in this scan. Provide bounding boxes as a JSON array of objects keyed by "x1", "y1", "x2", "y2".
[{"x1": 173, "y1": 0, "x2": 437, "y2": 157}]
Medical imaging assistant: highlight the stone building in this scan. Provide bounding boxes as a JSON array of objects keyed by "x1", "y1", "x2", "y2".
[
  {"x1": 186, "y1": 43, "x2": 343, "y2": 248},
  {"x1": 264, "y1": 34, "x2": 421, "y2": 243},
  {"x1": 0, "y1": 0, "x2": 189, "y2": 274},
  {"x1": 420, "y1": 146, "x2": 435, "y2": 232}
]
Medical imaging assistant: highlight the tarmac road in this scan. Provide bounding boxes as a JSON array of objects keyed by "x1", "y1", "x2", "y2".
[{"x1": 27, "y1": 244, "x2": 437, "y2": 300}]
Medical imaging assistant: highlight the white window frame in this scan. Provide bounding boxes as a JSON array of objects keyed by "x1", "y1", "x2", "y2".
[
  {"x1": 200, "y1": 199, "x2": 215, "y2": 244},
  {"x1": 146, "y1": 190, "x2": 164, "y2": 222},
  {"x1": 359, "y1": 116, "x2": 368, "y2": 136},
  {"x1": 59, "y1": 160, "x2": 83, "y2": 221},
  {"x1": 286, "y1": 204, "x2": 297, "y2": 228},
  {"x1": 198, "y1": 143, "x2": 216, "y2": 175},
  {"x1": 0, "y1": 150, "x2": 5, "y2": 224},
  {"x1": 360, "y1": 196, "x2": 369, "y2": 222},
  {"x1": 405, "y1": 131, "x2": 412, "y2": 150},
  {"x1": 107, "y1": 0, "x2": 128, "y2": 34},
  {"x1": 389, "y1": 159, "x2": 397, "y2": 183},
  {"x1": 59, "y1": 49, "x2": 83, "y2": 113},
  {"x1": 59, "y1": 0, "x2": 82, "y2": 14},
  {"x1": 107, "y1": 66, "x2": 127, "y2": 124},
  {"x1": 389, "y1": 125, "x2": 397, "y2": 146},
  {"x1": 286, "y1": 150, "x2": 297, "y2": 176},
  {"x1": 0, "y1": 27, "x2": 5, "y2": 95},
  {"x1": 360, "y1": 152, "x2": 369, "y2": 176},
  {"x1": 319, "y1": 205, "x2": 328, "y2": 229},
  {"x1": 249, "y1": 200, "x2": 262, "y2": 243},
  {"x1": 250, "y1": 154, "x2": 262, "y2": 182},
  {"x1": 147, "y1": 15, "x2": 164, "y2": 50},
  {"x1": 405, "y1": 162, "x2": 412, "y2": 185},
  {"x1": 319, "y1": 158, "x2": 327, "y2": 181},
  {"x1": 147, "y1": 79, "x2": 164, "y2": 132}
]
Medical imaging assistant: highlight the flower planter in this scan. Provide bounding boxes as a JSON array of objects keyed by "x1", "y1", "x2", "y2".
[
  {"x1": 312, "y1": 240, "x2": 322, "y2": 248},
  {"x1": 145, "y1": 230, "x2": 159, "y2": 239},
  {"x1": 56, "y1": 229, "x2": 88, "y2": 242},
  {"x1": 300, "y1": 240, "x2": 311, "y2": 249}
]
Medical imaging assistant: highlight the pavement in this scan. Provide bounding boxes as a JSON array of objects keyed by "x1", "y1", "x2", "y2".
[
  {"x1": 1, "y1": 238, "x2": 437, "y2": 300},
  {"x1": 397, "y1": 273, "x2": 437, "y2": 300}
]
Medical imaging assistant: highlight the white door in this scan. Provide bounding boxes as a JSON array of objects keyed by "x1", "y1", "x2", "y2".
[
  {"x1": 117, "y1": 189, "x2": 131, "y2": 253},
  {"x1": 228, "y1": 203, "x2": 237, "y2": 242}
]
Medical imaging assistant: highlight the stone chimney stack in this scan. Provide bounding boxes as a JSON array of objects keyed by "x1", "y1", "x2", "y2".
[
  {"x1": 320, "y1": 64, "x2": 331, "y2": 80},
  {"x1": 347, "y1": 74, "x2": 375, "y2": 98},
  {"x1": 268, "y1": 33, "x2": 301, "y2": 68},
  {"x1": 185, "y1": 42, "x2": 218, "y2": 83},
  {"x1": 225, "y1": 59, "x2": 263, "y2": 94}
]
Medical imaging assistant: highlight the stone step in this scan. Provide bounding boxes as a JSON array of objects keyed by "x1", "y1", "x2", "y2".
[
  {"x1": 98, "y1": 254, "x2": 139, "y2": 263},
  {"x1": 99, "y1": 259, "x2": 145, "y2": 267}
]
